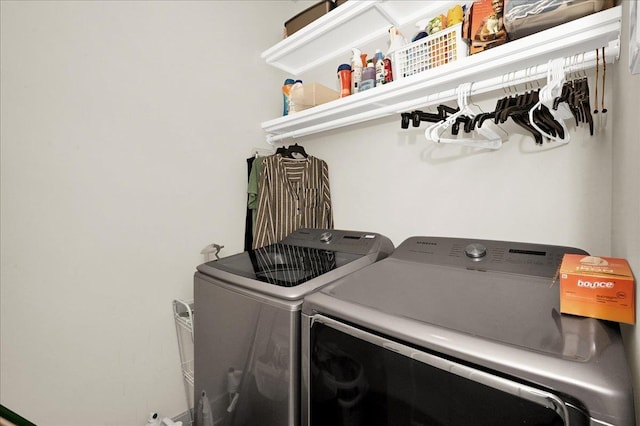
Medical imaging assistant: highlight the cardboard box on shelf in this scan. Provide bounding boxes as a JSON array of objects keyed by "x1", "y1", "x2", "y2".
[
  {"x1": 289, "y1": 83, "x2": 339, "y2": 114},
  {"x1": 466, "y1": 0, "x2": 509, "y2": 55},
  {"x1": 284, "y1": 0, "x2": 335, "y2": 37},
  {"x1": 559, "y1": 254, "x2": 635, "y2": 324}
]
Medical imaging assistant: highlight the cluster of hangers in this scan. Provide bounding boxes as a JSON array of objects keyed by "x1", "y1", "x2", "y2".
[
  {"x1": 254, "y1": 143, "x2": 308, "y2": 159},
  {"x1": 400, "y1": 50, "x2": 608, "y2": 149},
  {"x1": 276, "y1": 143, "x2": 308, "y2": 158},
  {"x1": 401, "y1": 82, "x2": 507, "y2": 150}
]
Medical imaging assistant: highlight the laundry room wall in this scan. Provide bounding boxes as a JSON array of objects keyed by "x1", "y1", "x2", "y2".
[
  {"x1": 0, "y1": 1, "x2": 298, "y2": 424},
  {"x1": 611, "y1": 0, "x2": 640, "y2": 418}
]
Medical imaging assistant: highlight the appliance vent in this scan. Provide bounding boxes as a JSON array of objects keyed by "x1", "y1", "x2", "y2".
[
  {"x1": 449, "y1": 244, "x2": 464, "y2": 257},
  {"x1": 490, "y1": 247, "x2": 506, "y2": 262}
]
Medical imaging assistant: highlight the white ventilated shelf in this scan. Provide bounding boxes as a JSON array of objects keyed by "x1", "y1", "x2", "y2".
[{"x1": 261, "y1": 5, "x2": 621, "y2": 144}]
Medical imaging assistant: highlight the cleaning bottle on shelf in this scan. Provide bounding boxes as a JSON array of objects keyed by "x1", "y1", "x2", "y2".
[
  {"x1": 282, "y1": 78, "x2": 295, "y2": 116},
  {"x1": 387, "y1": 26, "x2": 406, "y2": 54},
  {"x1": 383, "y1": 54, "x2": 393, "y2": 84},
  {"x1": 375, "y1": 49, "x2": 385, "y2": 87},
  {"x1": 337, "y1": 64, "x2": 352, "y2": 98},
  {"x1": 350, "y1": 48, "x2": 363, "y2": 94},
  {"x1": 289, "y1": 79, "x2": 304, "y2": 113},
  {"x1": 360, "y1": 59, "x2": 375, "y2": 92},
  {"x1": 384, "y1": 27, "x2": 406, "y2": 84}
]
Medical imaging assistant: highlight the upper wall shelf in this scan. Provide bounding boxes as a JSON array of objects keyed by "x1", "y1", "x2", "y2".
[
  {"x1": 262, "y1": 0, "x2": 463, "y2": 76},
  {"x1": 261, "y1": 4, "x2": 622, "y2": 144}
]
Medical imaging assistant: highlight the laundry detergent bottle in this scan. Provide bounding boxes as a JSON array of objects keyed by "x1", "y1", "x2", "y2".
[{"x1": 360, "y1": 59, "x2": 375, "y2": 92}]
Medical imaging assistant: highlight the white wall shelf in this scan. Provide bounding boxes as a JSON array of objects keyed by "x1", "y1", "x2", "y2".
[
  {"x1": 261, "y1": 4, "x2": 621, "y2": 144},
  {"x1": 261, "y1": 1, "x2": 463, "y2": 76}
]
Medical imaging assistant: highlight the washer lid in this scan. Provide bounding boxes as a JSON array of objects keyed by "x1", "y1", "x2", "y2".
[
  {"x1": 207, "y1": 243, "x2": 362, "y2": 287},
  {"x1": 196, "y1": 229, "x2": 394, "y2": 300}
]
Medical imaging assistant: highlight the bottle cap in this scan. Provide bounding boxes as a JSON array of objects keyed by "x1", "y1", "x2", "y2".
[
  {"x1": 338, "y1": 64, "x2": 352, "y2": 72},
  {"x1": 351, "y1": 48, "x2": 361, "y2": 62}
]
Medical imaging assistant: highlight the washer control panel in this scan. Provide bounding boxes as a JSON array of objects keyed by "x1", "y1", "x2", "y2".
[
  {"x1": 282, "y1": 228, "x2": 394, "y2": 257},
  {"x1": 396, "y1": 236, "x2": 588, "y2": 277}
]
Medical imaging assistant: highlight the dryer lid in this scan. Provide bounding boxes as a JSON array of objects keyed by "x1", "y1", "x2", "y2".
[{"x1": 313, "y1": 236, "x2": 597, "y2": 360}]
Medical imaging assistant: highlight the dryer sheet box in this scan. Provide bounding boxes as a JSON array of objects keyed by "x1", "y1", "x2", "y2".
[{"x1": 559, "y1": 254, "x2": 635, "y2": 324}]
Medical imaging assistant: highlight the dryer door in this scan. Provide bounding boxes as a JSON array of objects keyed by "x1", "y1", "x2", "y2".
[{"x1": 304, "y1": 314, "x2": 589, "y2": 426}]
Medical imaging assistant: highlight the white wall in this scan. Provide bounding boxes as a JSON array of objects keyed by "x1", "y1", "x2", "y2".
[
  {"x1": 1, "y1": 0, "x2": 638, "y2": 425},
  {"x1": 303, "y1": 107, "x2": 613, "y2": 252},
  {"x1": 612, "y1": 0, "x2": 640, "y2": 420},
  {"x1": 0, "y1": 1, "x2": 296, "y2": 424}
]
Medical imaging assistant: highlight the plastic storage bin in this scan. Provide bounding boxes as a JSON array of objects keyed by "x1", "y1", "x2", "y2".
[
  {"x1": 504, "y1": 0, "x2": 615, "y2": 40},
  {"x1": 391, "y1": 23, "x2": 468, "y2": 80}
]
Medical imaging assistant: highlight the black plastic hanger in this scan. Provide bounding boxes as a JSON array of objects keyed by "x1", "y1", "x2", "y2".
[
  {"x1": 400, "y1": 106, "x2": 458, "y2": 129},
  {"x1": 285, "y1": 143, "x2": 308, "y2": 158}
]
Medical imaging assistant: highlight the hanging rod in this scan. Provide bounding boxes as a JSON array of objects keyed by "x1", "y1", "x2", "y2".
[
  {"x1": 265, "y1": 40, "x2": 618, "y2": 145},
  {"x1": 390, "y1": 43, "x2": 619, "y2": 116}
]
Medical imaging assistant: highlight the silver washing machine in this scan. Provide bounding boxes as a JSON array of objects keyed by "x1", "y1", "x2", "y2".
[
  {"x1": 302, "y1": 236, "x2": 635, "y2": 425},
  {"x1": 194, "y1": 228, "x2": 393, "y2": 426}
]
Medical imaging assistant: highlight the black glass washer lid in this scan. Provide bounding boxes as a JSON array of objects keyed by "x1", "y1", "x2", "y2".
[{"x1": 206, "y1": 243, "x2": 364, "y2": 287}]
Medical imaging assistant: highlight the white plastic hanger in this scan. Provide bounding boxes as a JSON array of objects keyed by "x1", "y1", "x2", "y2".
[
  {"x1": 425, "y1": 83, "x2": 505, "y2": 150},
  {"x1": 528, "y1": 58, "x2": 571, "y2": 144}
]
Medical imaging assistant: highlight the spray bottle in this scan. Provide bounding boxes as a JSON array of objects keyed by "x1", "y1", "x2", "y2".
[
  {"x1": 387, "y1": 26, "x2": 407, "y2": 54},
  {"x1": 384, "y1": 27, "x2": 406, "y2": 83},
  {"x1": 350, "y1": 48, "x2": 363, "y2": 94},
  {"x1": 289, "y1": 79, "x2": 304, "y2": 113}
]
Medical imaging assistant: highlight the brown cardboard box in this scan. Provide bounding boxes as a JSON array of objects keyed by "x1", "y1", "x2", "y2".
[
  {"x1": 289, "y1": 83, "x2": 339, "y2": 113},
  {"x1": 467, "y1": 0, "x2": 508, "y2": 55},
  {"x1": 285, "y1": 0, "x2": 335, "y2": 37},
  {"x1": 559, "y1": 254, "x2": 636, "y2": 324}
]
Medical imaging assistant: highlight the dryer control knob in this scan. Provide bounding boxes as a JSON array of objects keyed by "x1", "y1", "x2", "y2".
[
  {"x1": 320, "y1": 232, "x2": 333, "y2": 243},
  {"x1": 465, "y1": 243, "x2": 487, "y2": 259}
]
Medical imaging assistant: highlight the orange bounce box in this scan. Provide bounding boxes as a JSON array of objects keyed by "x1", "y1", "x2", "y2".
[{"x1": 559, "y1": 254, "x2": 635, "y2": 324}]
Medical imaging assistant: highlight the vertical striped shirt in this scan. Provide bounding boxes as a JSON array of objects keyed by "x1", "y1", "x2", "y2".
[{"x1": 253, "y1": 155, "x2": 333, "y2": 249}]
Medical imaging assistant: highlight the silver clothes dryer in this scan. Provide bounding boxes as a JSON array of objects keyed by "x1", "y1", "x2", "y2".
[{"x1": 194, "y1": 228, "x2": 393, "y2": 426}]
